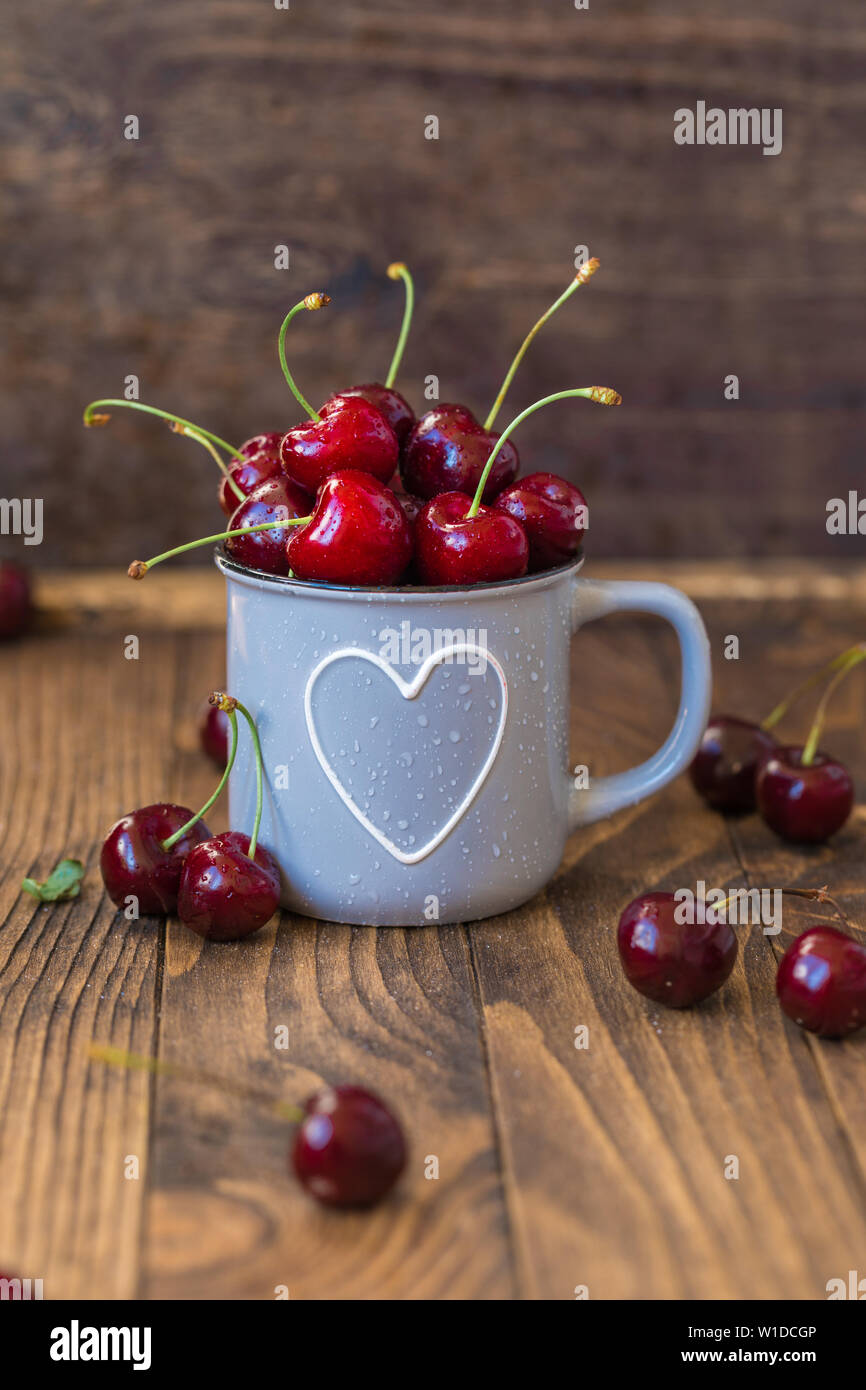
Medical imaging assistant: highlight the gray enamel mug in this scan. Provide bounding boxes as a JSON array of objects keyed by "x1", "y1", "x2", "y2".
[{"x1": 217, "y1": 553, "x2": 711, "y2": 926}]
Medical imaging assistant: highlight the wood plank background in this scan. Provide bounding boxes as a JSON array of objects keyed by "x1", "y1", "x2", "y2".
[
  {"x1": 0, "y1": 562, "x2": 864, "y2": 1299},
  {"x1": 2, "y1": 1, "x2": 866, "y2": 565}
]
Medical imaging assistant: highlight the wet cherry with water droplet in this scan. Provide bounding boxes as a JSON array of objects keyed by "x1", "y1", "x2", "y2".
[
  {"x1": 100, "y1": 804, "x2": 211, "y2": 914},
  {"x1": 617, "y1": 890, "x2": 738, "y2": 1007}
]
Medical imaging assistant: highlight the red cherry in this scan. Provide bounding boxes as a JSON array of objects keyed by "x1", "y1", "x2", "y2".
[
  {"x1": 396, "y1": 264, "x2": 606, "y2": 508},
  {"x1": 756, "y1": 747, "x2": 854, "y2": 843},
  {"x1": 100, "y1": 804, "x2": 211, "y2": 914},
  {"x1": 224, "y1": 475, "x2": 312, "y2": 577},
  {"x1": 239, "y1": 432, "x2": 284, "y2": 459},
  {"x1": 415, "y1": 490, "x2": 528, "y2": 586},
  {"x1": 494, "y1": 472, "x2": 587, "y2": 572},
  {"x1": 617, "y1": 890, "x2": 738, "y2": 1007},
  {"x1": 280, "y1": 397, "x2": 399, "y2": 494},
  {"x1": 327, "y1": 384, "x2": 415, "y2": 446},
  {"x1": 287, "y1": 470, "x2": 413, "y2": 586},
  {"x1": 389, "y1": 487, "x2": 424, "y2": 581},
  {"x1": 199, "y1": 703, "x2": 230, "y2": 767},
  {"x1": 218, "y1": 451, "x2": 285, "y2": 517},
  {"x1": 394, "y1": 487, "x2": 424, "y2": 529},
  {"x1": 291, "y1": 1084, "x2": 407, "y2": 1207},
  {"x1": 776, "y1": 926, "x2": 866, "y2": 1037},
  {"x1": 177, "y1": 831, "x2": 280, "y2": 941},
  {"x1": 690, "y1": 715, "x2": 778, "y2": 813},
  {"x1": 0, "y1": 562, "x2": 32, "y2": 640},
  {"x1": 401, "y1": 404, "x2": 519, "y2": 502}
]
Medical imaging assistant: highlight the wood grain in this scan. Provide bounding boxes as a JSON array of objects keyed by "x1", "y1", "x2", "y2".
[
  {"x1": 2, "y1": 1, "x2": 866, "y2": 564},
  {"x1": 0, "y1": 565, "x2": 864, "y2": 1298},
  {"x1": 0, "y1": 631, "x2": 172, "y2": 1297},
  {"x1": 469, "y1": 630, "x2": 866, "y2": 1298},
  {"x1": 139, "y1": 639, "x2": 513, "y2": 1299}
]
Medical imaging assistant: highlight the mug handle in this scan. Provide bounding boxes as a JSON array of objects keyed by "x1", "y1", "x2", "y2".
[{"x1": 568, "y1": 577, "x2": 712, "y2": 831}]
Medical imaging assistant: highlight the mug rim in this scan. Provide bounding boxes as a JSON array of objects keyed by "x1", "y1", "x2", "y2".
[{"x1": 214, "y1": 546, "x2": 585, "y2": 600}]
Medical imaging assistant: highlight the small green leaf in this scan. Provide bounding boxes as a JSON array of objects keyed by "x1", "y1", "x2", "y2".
[{"x1": 21, "y1": 859, "x2": 85, "y2": 902}]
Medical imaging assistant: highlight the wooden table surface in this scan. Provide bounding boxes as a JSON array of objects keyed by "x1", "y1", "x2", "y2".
[{"x1": 1, "y1": 561, "x2": 865, "y2": 1301}]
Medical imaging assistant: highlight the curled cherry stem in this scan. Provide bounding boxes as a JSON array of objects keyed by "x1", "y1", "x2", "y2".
[
  {"x1": 384, "y1": 262, "x2": 415, "y2": 389},
  {"x1": 762, "y1": 641, "x2": 866, "y2": 732},
  {"x1": 484, "y1": 258, "x2": 600, "y2": 431},
  {"x1": 707, "y1": 884, "x2": 853, "y2": 932},
  {"x1": 467, "y1": 385, "x2": 621, "y2": 519},
  {"x1": 781, "y1": 886, "x2": 857, "y2": 935},
  {"x1": 83, "y1": 399, "x2": 244, "y2": 461},
  {"x1": 161, "y1": 710, "x2": 239, "y2": 852},
  {"x1": 127, "y1": 515, "x2": 312, "y2": 579},
  {"x1": 277, "y1": 294, "x2": 330, "y2": 422},
  {"x1": 88, "y1": 1043, "x2": 303, "y2": 1122}
]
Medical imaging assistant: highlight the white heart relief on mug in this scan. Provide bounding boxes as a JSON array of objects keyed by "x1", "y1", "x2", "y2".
[{"x1": 304, "y1": 644, "x2": 508, "y2": 865}]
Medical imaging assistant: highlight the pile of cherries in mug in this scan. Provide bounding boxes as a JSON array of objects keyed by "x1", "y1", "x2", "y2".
[
  {"x1": 77, "y1": 262, "x2": 621, "y2": 1213},
  {"x1": 83, "y1": 260, "x2": 619, "y2": 589},
  {"x1": 72, "y1": 263, "x2": 622, "y2": 1213}
]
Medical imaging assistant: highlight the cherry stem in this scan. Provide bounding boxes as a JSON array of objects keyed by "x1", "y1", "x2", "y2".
[
  {"x1": 88, "y1": 1043, "x2": 303, "y2": 1122},
  {"x1": 83, "y1": 400, "x2": 244, "y2": 461},
  {"x1": 127, "y1": 516, "x2": 312, "y2": 578},
  {"x1": 277, "y1": 294, "x2": 330, "y2": 422},
  {"x1": 781, "y1": 886, "x2": 856, "y2": 935},
  {"x1": 709, "y1": 884, "x2": 850, "y2": 929},
  {"x1": 762, "y1": 642, "x2": 866, "y2": 732},
  {"x1": 384, "y1": 262, "x2": 415, "y2": 388},
  {"x1": 161, "y1": 710, "x2": 239, "y2": 852},
  {"x1": 483, "y1": 259, "x2": 600, "y2": 431},
  {"x1": 801, "y1": 648, "x2": 866, "y2": 767},
  {"x1": 467, "y1": 384, "x2": 621, "y2": 518},
  {"x1": 217, "y1": 694, "x2": 265, "y2": 860},
  {"x1": 175, "y1": 425, "x2": 245, "y2": 503}
]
